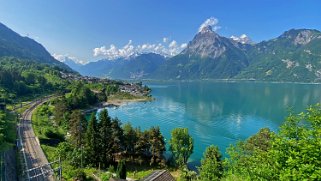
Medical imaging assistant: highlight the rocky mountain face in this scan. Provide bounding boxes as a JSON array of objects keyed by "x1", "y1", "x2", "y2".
[
  {"x1": 153, "y1": 28, "x2": 321, "y2": 82},
  {"x1": 181, "y1": 26, "x2": 228, "y2": 59},
  {"x1": 152, "y1": 25, "x2": 250, "y2": 79},
  {"x1": 67, "y1": 27, "x2": 321, "y2": 82},
  {"x1": 0, "y1": 22, "x2": 72, "y2": 71},
  {"x1": 237, "y1": 29, "x2": 321, "y2": 82}
]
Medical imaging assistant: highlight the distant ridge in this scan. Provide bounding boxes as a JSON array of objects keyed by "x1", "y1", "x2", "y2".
[
  {"x1": 153, "y1": 28, "x2": 321, "y2": 82},
  {"x1": 65, "y1": 27, "x2": 321, "y2": 82},
  {"x1": 68, "y1": 53, "x2": 165, "y2": 79},
  {"x1": 0, "y1": 22, "x2": 72, "y2": 71}
]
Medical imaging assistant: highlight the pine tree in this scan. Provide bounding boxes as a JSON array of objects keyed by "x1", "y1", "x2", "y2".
[
  {"x1": 135, "y1": 128, "x2": 151, "y2": 162},
  {"x1": 53, "y1": 98, "x2": 69, "y2": 126},
  {"x1": 85, "y1": 112, "x2": 99, "y2": 167},
  {"x1": 69, "y1": 110, "x2": 87, "y2": 147},
  {"x1": 98, "y1": 109, "x2": 112, "y2": 168},
  {"x1": 110, "y1": 117, "x2": 124, "y2": 163},
  {"x1": 123, "y1": 123, "x2": 138, "y2": 160},
  {"x1": 149, "y1": 126, "x2": 166, "y2": 166}
]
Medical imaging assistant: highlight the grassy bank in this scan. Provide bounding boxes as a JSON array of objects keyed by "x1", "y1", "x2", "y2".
[
  {"x1": 30, "y1": 94, "x2": 181, "y2": 181},
  {"x1": 0, "y1": 111, "x2": 17, "y2": 152}
]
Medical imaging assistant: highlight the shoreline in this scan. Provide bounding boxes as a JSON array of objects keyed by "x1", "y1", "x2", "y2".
[
  {"x1": 104, "y1": 96, "x2": 154, "y2": 107},
  {"x1": 84, "y1": 96, "x2": 153, "y2": 114},
  {"x1": 141, "y1": 79, "x2": 321, "y2": 85}
]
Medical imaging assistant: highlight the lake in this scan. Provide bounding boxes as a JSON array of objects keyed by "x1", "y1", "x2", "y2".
[{"x1": 103, "y1": 81, "x2": 321, "y2": 164}]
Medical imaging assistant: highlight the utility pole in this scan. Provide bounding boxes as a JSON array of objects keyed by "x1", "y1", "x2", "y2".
[
  {"x1": 81, "y1": 144, "x2": 83, "y2": 169},
  {"x1": 58, "y1": 157, "x2": 62, "y2": 181}
]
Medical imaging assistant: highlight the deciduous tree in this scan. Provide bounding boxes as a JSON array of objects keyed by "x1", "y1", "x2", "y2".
[
  {"x1": 169, "y1": 128, "x2": 193, "y2": 167},
  {"x1": 199, "y1": 145, "x2": 223, "y2": 181}
]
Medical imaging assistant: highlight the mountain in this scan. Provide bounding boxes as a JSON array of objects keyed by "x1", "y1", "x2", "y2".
[
  {"x1": 0, "y1": 22, "x2": 71, "y2": 71},
  {"x1": 230, "y1": 34, "x2": 254, "y2": 44},
  {"x1": 152, "y1": 26, "x2": 250, "y2": 79},
  {"x1": 152, "y1": 28, "x2": 321, "y2": 82},
  {"x1": 65, "y1": 27, "x2": 321, "y2": 82},
  {"x1": 237, "y1": 29, "x2": 321, "y2": 82},
  {"x1": 73, "y1": 53, "x2": 165, "y2": 79},
  {"x1": 63, "y1": 58, "x2": 83, "y2": 72}
]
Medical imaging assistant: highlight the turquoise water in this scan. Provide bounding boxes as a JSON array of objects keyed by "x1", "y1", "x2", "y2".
[{"x1": 103, "y1": 81, "x2": 321, "y2": 164}]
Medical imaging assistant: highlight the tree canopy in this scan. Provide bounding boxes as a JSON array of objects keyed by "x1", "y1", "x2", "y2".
[{"x1": 169, "y1": 128, "x2": 194, "y2": 167}]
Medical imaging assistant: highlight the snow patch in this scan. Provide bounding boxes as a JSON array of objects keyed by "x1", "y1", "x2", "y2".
[
  {"x1": 305, "y1": 64, "x2": 313, "y2": 72},
  {"x1": 230, "y1": 34, "x2": 254, "y2": 44},
  {"x1": 281, "y1": 59, "x2": 299, "y2": 69},
  {"x1": 315, "y1": 70, "x2": 321, "y2": 78}
]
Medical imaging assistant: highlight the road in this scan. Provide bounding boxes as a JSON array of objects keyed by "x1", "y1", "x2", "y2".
[{"x1": 18, "y1": 98, "x2": 55, "y2": 181}]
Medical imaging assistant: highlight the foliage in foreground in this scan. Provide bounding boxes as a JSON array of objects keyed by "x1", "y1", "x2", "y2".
[
  {"x1": 53, "y1": 108, "x2": 166, "y2": 180},
  {"x1": 169, "y1": 128, "x2": 194, "y2": 168},
  {"x1": 224, "y1": 104, "x2": 321, "y2": 180},
  {"x1": 35, "y1": 86, "x2": 321, "y2": 181},
  {"x1": 199, "y1": 145, "x2": 223, "y2": 181}
]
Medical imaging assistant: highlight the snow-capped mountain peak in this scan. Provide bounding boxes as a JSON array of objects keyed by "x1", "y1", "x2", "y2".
[{"x1": 230, "y1": 34, "x2": 254, "y2": 44}]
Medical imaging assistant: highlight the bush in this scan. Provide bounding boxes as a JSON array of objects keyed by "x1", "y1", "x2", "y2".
[
  {"x1": 101, "y1": 172, "x2": 112, "y2": 181},
  {"x1": 73, "y1": 169, "x2": 86, "y2": 181},
  {"x1": 44, "y1": 129, "x2": 64, "y2": 141},
  {"x1": 116, "y1": 160, "x2": 127, "y2": 179}
]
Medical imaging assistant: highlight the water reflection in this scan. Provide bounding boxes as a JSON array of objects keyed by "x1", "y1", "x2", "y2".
[{"x1": 104, "y1": 81, "x2": 321, "y2": 161}]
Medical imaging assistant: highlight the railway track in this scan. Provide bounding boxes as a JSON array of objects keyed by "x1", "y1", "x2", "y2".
[{"x1": 18, "y1": 98, "x2": 55, "y2": 181}]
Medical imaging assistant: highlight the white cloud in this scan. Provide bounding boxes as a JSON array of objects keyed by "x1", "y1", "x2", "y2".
[
  {"x1": 230, "y1": 34, "x2": 254, "y2": 44},
  {"x1": 198, "y1": 17, "x2": 221, "y2": 32},
  {"x1": 180, "y1": 43, "x2": 188, "y2": 49},
  {"x1": 163, "y1": 37, "x2": 169, "y2": 43},
  {"x1": 52, "y1": 53, "x2": 86, "y2": 65},
  {"x1": 93, "y1": 39, "x2": 187, "y2": 60},
  {"x1": 169, "y1": 40, "x2": 177, "y2": 48}
]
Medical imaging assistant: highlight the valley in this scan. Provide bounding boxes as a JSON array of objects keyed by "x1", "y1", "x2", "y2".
[
  {"x1": 1, "y1": 2, "x2": 321, "y2": 180},
  {"x1": 68, "y1": 27, "x2": 321, "y2": 83}
]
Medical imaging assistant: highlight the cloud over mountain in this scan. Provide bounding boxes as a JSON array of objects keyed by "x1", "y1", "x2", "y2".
[
  {"x1": 198, "y1": 17, "x2": 221, "y2": 32},
  {"x1": 53, "y1": 53, "x2": 86, "y2": 65},
  {"x1": 93, "y1": 38, "x2": 187, "y2": 60},
  {"x1": 230, "y1": 34, "x2": 254, "y2": 44}
]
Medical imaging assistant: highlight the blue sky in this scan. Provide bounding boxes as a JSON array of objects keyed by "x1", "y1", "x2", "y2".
[{"x1": 0, "y1": 0, "x2": 320, "y2": 63}]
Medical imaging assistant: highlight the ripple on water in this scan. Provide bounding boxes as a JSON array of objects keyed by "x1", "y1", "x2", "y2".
[{"x1": 101, "y1": 81, "x2": 321, "y2": 164}]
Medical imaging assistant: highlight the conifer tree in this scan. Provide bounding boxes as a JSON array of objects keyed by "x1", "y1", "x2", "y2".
[
  {"x1": 123, "y1": 123, "x2": 138, "y2": 159},
  {"x1": 98, "y1": 109, "x2": 112, "y2": 168},
  {"x1": 69, "y1": 110, "x2": 87, "y2": 147},
  {"x1": 110, "y1": 117, "x2": 124, "y2": 162},
  {"x1": 149, "y1": 126, "x2": 166, "y2": 166},
  {"x1": 85, "y1": 112, "x2": 99, "y2": 167}
]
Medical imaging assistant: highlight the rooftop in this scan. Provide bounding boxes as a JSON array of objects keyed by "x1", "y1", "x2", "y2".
[{"x1": 141, "y1": 170, "x2": 175, "y2": 181}]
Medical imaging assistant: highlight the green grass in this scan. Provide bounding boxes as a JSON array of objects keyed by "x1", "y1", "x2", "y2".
[
  {"x1": 31, "y1": 100, "x2": 164, "y2": 181},
  {"x1": 32, "y1": 103, "x2": 65, "y2": 139},
  {"x1": 126, "y1": 162, "x2": 168, "y2": 180},
  {"x1": 127, "y1": 169, "x2": 153, "y2": 180},
  {"x1": 0, "y1": 112, "x2": 17, "y2": 152}
]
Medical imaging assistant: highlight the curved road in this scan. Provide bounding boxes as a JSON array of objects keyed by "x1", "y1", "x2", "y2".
[{"x1": 18, "y1": 98, "x2": 55, "y2": 181}]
